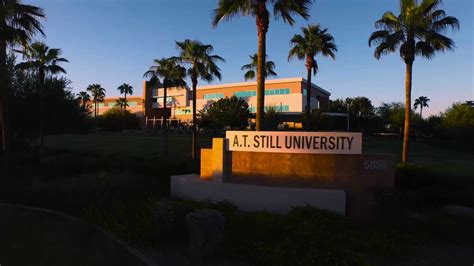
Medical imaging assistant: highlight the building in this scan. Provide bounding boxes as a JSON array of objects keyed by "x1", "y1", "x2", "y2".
[
  {"x1": 96, "y1": 77, "x2": 330, "y2": 127},
  {"x1": 94, "y1": 96, "x2": 144, "y2": 117}
]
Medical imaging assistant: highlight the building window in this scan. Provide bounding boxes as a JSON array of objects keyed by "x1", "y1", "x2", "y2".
[
  {"x1": 204, "y1": 93, "x2": 224, "y2": 100},
  {"x1": 108, "y1": 102, "x2": 116, "y2": 107},
  {"x1": 175, "y1": 108, "x2": 192, "y2": 115},
  {"x1": 248, "y1": 105, "x2": 289, "y2": 113},
  {"x1": 265, "y1": 88, "x2": 291, "y2": 95},
  {"x1": 234, "y1": 90, "x2": 256, "y2": 98},
  {"x1": 128, "y1": 102, "x2": 137, "y2": 106},
  {"x1": 98, "y1": 103, "x2": 105, "y2": 108},
  {"x1": 156, "y1": 96, "x2": 173, "y2": 104}
]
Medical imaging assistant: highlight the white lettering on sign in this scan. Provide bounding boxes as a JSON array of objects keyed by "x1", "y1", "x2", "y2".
[{"x1": 225, "y1": 131, "x2": 362, "y2": 154}]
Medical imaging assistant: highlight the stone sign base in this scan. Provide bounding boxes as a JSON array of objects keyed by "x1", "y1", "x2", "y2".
[
  {"x1": 171, "y1": 174, "x2": 346, "y2": 214},
  {"x1": 171, "y1": 137, "x2": 395, "y2": 221}
]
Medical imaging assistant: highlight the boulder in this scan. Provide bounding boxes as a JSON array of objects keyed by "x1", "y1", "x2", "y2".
[{"x1": 186, "y1": 209, "x2": 225, "y2": 258}]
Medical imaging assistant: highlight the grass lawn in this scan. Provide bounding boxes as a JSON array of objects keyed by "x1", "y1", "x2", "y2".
[{"x1": 364, "y1": 137, "x2": 474, "y2": 179}]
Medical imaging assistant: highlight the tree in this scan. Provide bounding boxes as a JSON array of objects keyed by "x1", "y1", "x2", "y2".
[
  {"x1": 144, "y1": 57, "x2": 186, "y2": 154},
  {"x1": 0, "y1": 0, "x2": 45, "y2": 152},
  {"x1": 77, "y1": 91, "x2": 91, "y2": 110},
  {"x1": 414, "y1": 96, "x2": 430, "y2": 118},
  {"x1": 86, "y1": 84, "x2": 106, "y2": 117},
  {"x1": 198, "y1": 96, "x2": 250, "y2": 130},
  {"x1": 369, "y1": 0, "x2": 459, "y2": 163},
  {"x1": 289, "y1": 24, "x2": 337, "y2": 130},
  {"x1": 212, "y1": 0, "x2": 312, "y2": 131},
  {"x1": 15, "y1": 42, "x2": 68, "y2": 146},
  {"x1": 115, "y1": 97, "x2": 128, "y2": 113},
  {"x1": 117, "y1": 83, "x2": 133, "y2": 131},
  {"x1": 174, "y1": 39, "x2": 224, "y2": 160},
  {"x1": 241, "y1": 53, "x2": 277, "y2": 81},
  {"x1": 117, "y1": 83, "x2": 133, "y2": 112},
  {"x1": 263, "y1": 106, "x2": 282, "y2": 130},
  {"x1": 443, "y1": 102, "x2": 474, "y2": 128}
]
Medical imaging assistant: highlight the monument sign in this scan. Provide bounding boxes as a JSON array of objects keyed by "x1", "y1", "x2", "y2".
[
  {"x1": 171, "y1": 131, "x2": 395, "y2": 222},
  {"x1": 226, "y1": 131, "x2": 362, "y2": 154}
]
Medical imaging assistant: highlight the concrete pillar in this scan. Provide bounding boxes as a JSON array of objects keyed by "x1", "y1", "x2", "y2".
[{"x1": 211, "y1": 138, "x2": 226, "y2": 183}]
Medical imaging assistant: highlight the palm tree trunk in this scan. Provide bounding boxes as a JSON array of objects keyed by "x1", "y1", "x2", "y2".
[
  {"x1": 191, "y1": 77, "x2": 198, "y2": 160},
  {"x1": 402, "y1": 62, "x2": 413, "y2": 163},
  {"x1": 255, "y1": 4, "x2": 268, "y2": 131},
  {"x1": 305, "y1": 57, "x2": 313, "y2": 130},
  {"x1": 123, "y1": 92, "x2": 127, "y2": 131},
  {"x1": 163, "y1": 86, "x2": 168, "y2": 155},
  {"x1": 420, "y1": 106, "x2": 423, "y2": 119},
  {"x1": 0, "y1": 39, "x2": 10, "y2": 153},
  {"x1": 39, "y1": 69, "x2": 45, "y2": 146}
]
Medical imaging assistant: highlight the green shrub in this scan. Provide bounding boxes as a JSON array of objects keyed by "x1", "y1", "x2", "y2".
[{"x1": 98, "y1": 108, "x2": 140, "y2": 131}]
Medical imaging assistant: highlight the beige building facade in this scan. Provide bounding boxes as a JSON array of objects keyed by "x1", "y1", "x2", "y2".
[{"x1": 96, "y1": 77, "x2": 330, "y2": 126}]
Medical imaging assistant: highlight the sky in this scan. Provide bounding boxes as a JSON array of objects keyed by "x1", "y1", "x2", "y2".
[{"x1": 27, "y1": 0, "x2": 473, "y2": 116}]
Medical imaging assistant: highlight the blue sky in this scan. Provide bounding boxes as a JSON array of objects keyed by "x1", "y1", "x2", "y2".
[{"x1": 28, "y1": 0, "x2": 473, "y2": 116}]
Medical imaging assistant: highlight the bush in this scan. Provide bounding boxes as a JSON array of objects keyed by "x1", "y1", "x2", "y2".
[{"x1": 98, "y1": 108, "x2": 140, "y2": 131}]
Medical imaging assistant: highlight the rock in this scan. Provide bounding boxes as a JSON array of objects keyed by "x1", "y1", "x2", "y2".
[{"x1": 186, "y1": 209, "x2": 225, "y2": 258}]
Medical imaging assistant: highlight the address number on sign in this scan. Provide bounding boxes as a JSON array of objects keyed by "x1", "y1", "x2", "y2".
[{"x1": 363, "y1": 160, "x2": 387, "y2": 170}]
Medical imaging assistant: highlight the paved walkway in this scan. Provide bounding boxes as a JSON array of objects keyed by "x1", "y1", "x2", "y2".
[{"x1": 0, "y1": 204, "x2": 152, "y2": 266}]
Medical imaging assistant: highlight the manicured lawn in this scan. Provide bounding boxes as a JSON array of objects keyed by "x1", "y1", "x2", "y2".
[
  {"x1": 45, "y1": 134, "x2": 473, "y2": 179},
  {"x1": 45, "y1": 133, "x2": 212, "y2": 159},
  {"x1": 364, "y1": 137, "x2": 474, "y2": 179}
]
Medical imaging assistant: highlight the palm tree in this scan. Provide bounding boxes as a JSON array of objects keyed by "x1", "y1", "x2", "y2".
[
  {"x1": 241, "y1": 53, "x2": 277, "y2": 81},
  {"x1": 77, "y1": 91, "x2": 91, "y2": 109},
  {"x1": 414, "y1": 96, "x2": 430, "y2": 118},
  {"x1": 369, "y1": 0, "x2": 459, "y2": 163},
  {"x1": 117, "y1": 83, "x2": 133, "y2": 131},
  {"x1": 174, "y1": 39, "x2": 224, "y2": 160},
  {"x1": 212, "y1": 0, "x2": 312, "y2": 131},
  {"x1": 16, "y1": 42, "x2": 68, "y2": 146},
  {"x1": 116, "y1": 97, "x2": 128, "y2": 113},
  {"x1": 144, "y1": 57, "x2": 186, "y2": 154},
  {"x1": 86, "y1": 84, "x2": 106, "y2": 117},
  {"x1": 0, "y1": 0, "x2": 45, "y2": 152},
  {"x1": 288, "y1": 24, "x2": 337, "y2": 129},
  {"x1": 117, "y1": 83, "x2": 133, "y2": 112}
]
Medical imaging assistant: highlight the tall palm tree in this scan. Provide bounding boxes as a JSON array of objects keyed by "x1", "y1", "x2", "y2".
[
  {"x1": 117, "y1": 83, "x2": 133, "y2": 131},
  {"x1": 16, "y1": 42, "x2": 68, "y2": 146},
  {"x1": 86, "y1": 84, "x2": 106, "y2": 117},
  {"x1": 212, "y1": 0, "x2": 312, "y2": 131},
  {"x1": 144, "y1": 57, "x2": 186, "y2": 154},
  {"x1": 174, "y1": 39, "x2": 224, "y2": 160},
  {"x1": 241, "y1": 53, "x2": 277, "y2": 81},
  {"x1": 0, "y1": 0, "x2": 45, "y2": 152},
  {"x1": 77, "y1": 91, "x2": 91, "y2": 109},
  {"x1": 414, "y1": 96, "x2": 430, "y2": 118},
  {"x1": 288, "y1": 24, "x2": 337, "y2": 129},
  {"x1": 117, "y1": 83, "x2": 133, "y2": 112},
  {"x1": 369, "y1": 0, "x2": 459, "y2": 163}
]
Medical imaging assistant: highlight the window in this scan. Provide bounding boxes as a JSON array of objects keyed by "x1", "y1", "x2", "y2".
[
  {"x1": 234, "y1": 90, "x2": 256, "y2": 98},
  {"x1": 108, "y1": 102, "x2": 116, "y2": 107},
  {"x1": 248, "y1": 105, "x2": 289, "y2": 113},
  {"x1": 128, "y1": 102, "x2": 137, "y2": 106},
  {"x1": 98, "y1": 103, "x2": 105, "y2": 108},
  {"x1": 176, "y1": 108, "x2": 192, "y2": 115},
  {"x1": 203, "y1": 93, "x2": 224, "y2": 100},
  {"x1": 156, "y1": 96, "x2": 173, "y2": 103},
  {"x1": 265, "y1": 88, "x2": 291, "y2": 95}
]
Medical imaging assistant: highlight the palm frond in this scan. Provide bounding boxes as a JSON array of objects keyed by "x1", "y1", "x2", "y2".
[{"x1": 273, "y1": 0, "x2": 312, "y2": 25}]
